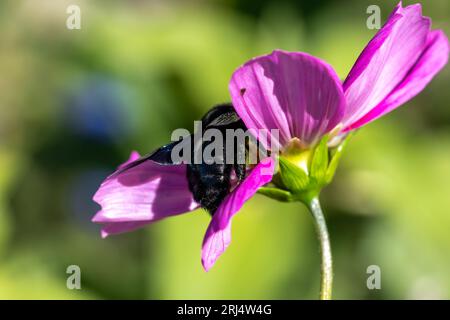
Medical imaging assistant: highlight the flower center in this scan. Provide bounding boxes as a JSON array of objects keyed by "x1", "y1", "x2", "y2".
[{"x1": 281, "y1": 138, "x2": 312, "y2": 174}]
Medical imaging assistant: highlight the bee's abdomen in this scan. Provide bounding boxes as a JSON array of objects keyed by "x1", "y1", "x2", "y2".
[{"x1": 187, "y1": 164, "x2": 232, "y2": 215}]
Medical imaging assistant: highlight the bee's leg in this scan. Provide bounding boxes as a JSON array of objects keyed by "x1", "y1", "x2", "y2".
[
  {"x1": 234, "y1": 163, "x2": 246, "y2": 182},
  {"x1": 233, "y1": 130, "x2": 247, "y2": 182}
]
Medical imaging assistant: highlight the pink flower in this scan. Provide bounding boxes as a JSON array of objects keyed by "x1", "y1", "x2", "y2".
[
  {"x1": 93, "y1": 2, "x2": 448, "y2": 271},
  {"x1": 92, "y1": 151, "x2": 200, "y2": 238},
  {"x1": 93, "y1": 151, "x2": 275, "y2": 271},
  {"x1": 229, "y1": 50, "x2": 345, "y2": 150},
  {"x1": 341, "y1": 2, "x2": 449, "y2": 131},
  {"x1": 230, "y1": 2, "x2": 448, "y2": 145}
]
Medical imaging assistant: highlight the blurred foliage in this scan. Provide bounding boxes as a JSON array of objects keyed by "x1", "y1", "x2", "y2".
[{"x1": 0, "y1": 0, "x2": 449, "y2": 299}]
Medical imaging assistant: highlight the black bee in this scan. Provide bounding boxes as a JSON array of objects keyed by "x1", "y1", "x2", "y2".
[
  {"x1": 116, "y1": 103, "x2": 249, "y2": 215},
  {"x1": 187, "y1": 104, "x2": 248, "y2": 214}
]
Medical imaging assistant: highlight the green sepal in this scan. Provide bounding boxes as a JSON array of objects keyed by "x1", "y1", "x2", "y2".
[
  {"x1": 271, "y1": 134, "x2": 350, "y2": 201},
  {"x1": 325, "y1": 136, "x2": 348, "y2": 184},
  {"x1": 311, "y1": 135, "x2": 329, "y2": 184},
  {"x1": 278, "y1": 156, "x2": 310, "y2": 193},
  {"x1": 257, "y1": 187, "x2": 294, "y2": 202}
]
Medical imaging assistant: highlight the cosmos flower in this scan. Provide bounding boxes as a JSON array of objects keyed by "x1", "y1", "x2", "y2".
[
  {"x1": 341, "y1": 2, "x2": 449, "y2": 131},
  {"x1": 230, "y1": 2, "x2": 449, "y2": 145},
  {"x1": 93, "y1": 150, "x2": 275, "y2": 271},
  {"x1": 92, "y1": 2, "x2": 448, "y2": 274}
]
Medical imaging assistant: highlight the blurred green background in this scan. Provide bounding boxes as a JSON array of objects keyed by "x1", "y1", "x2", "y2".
[{"x1": 0, "y1": 0, "x2": 449, "y2": 299}]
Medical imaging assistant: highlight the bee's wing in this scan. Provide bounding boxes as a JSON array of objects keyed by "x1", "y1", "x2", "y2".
[
  {"x1": 201, "y1": 103, "x2": 244, "y2": 130},
  {"x1": 205, "y1": 111, "x2": 241, "y2": 129},
  {"x1": 145, "y1": 140, "x2": 182, "y2": 165},
  {"x1": 205, "y1": 111, "x2": 242, "y2": 128},
  {"x1": 110, "y1": 139, "x2": 187, "y2": 179},
  {"x1": 112, "y1": 104, "x2": 242, "y2": 175}
]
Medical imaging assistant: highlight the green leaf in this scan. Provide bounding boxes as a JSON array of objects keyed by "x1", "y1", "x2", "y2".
[
  {"x1": 278, "y1": 156, "x2": 310, "y2": 193},
  {"x1": 311, "y1": 135, "x2": 329, "y2": 184}
]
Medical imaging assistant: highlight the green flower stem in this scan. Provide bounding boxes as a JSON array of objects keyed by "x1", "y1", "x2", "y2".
[{"x1": 307, "y1": 197, "x2": 333, "y2": 300}]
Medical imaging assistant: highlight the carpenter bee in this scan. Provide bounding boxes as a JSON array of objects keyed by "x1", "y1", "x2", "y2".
[
  {"x1": 187, "y1": 104, "x2": 248, "y2": 214},
  {"x1": 116, "y1": 103, "x2": 251, "y2": 215}
]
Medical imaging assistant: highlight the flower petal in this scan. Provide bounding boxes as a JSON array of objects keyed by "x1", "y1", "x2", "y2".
[
  {"x1": 229, "y1": 49, "x2": 345, "y2": 149},
  {"x1": 100, "y1": 221, "x2": 151, "y2": 238},
  {"x1": 347, "y1": 30, "x2": 449, "y2": 130},
  {"x1": 201, "y1": 157, "x2": 275, "y2": 271},
  {"x1": 342, "y1": 3, "x2": 432, "y2": 129},
  {"x1": 92, "y1": 151, "x2": 198, "y2": 235}
]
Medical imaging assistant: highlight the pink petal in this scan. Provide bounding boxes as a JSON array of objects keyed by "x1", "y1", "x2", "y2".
[
  {"x1": 92, "y1": 151, "x2": 198, "y2": 236},
  {"x1": 342, "y1": 3, "x2": 432, "y2": 129},
  {"x1": 100, "y1": 221, "x2": 151, "y2": 238},
  {"x1": 347, "y1": 30, "x2": 449, "y2": 130},
  {"x1": 201, "y1": 157, "x2": 275, "y2": 271},
  {"x1": 229, "y1": 50, "x2": 345, "y2": 149},
  {"x1": 117, "y1": 151, "x2": 140, "y2": 169}
]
